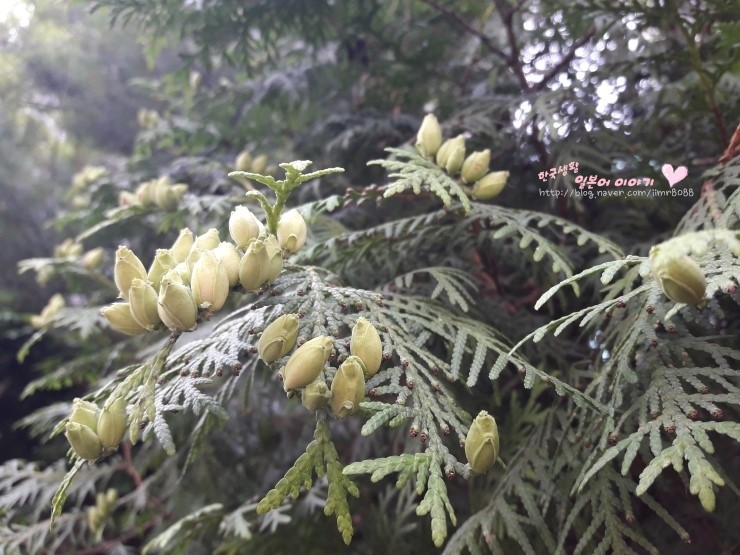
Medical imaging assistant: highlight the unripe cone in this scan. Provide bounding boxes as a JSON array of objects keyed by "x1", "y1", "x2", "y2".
[
  {"x1": 472, "y1": 171, "x2": 508, "y2": 201},
  {"x1": 152, "y1": 180, "x2": 172, "y2": 210},
  {"x1": 277, "y1": 209, "x2": 307, "y2": 254},
  {"x1": 173, "y1": 262, "x2": 191, "y2": 285},
  {"x1": 461, "y1": 149, "x2": 491, "y2": 183},
  {"x1": 229, "y1": 206, "x2": 261, "y2": 248},
  {"x1": 251, "y1": 154, "x2": 268, "y2": 174},
  {"x1": 147, "y1": 249, "x2": 177, "y2": 290},
  {"x1": 263, "y1": 235, "x2": 283, "y2": 282},
  {"x1": 653, "y1": 255, "x2": 706, "y2": 305},
  {"x1": 70, "y1": 398, "x2": 100, "y2": 432},
  {"x1": 191, "y1": 251, "x2": 230, "y2": 312},
  {"x1": 135, "y1": 181, "x2": 156, "y2": 206},
  {"x1": 129, "y1": 278, "x2": 161, "y2": 330},
  {"x1": 98, "y1": 397, "x2": 127, "y2": 449},
  {"x1": 235, "y1": 150, "x2": 252, "y2": 172},
  {"x1": 157, "y1": 271, "x2": 197, "y2": 331},
  {"x1": 330, "y1": 356, "x2": 366, "y2": 419},
  {"x1": 465, "y1": 410, "x2": 499, "y2": 475},
  {"x1": 437, "y1": 135, "x2": 466, "y2": 174},
  {"x1": 171, "y1": 229, "x2": 194, "y2": 263},
  {"x1": 238, "y1": 239, "x2": 269, "y2": 291},
  {"x1": 114, "y1": 246, "x2": 147, "y2": 300},
  {"x1": 88, "y1": 506, "x2": 104, "y2": 533},
  {"x1": 82, "y1": 248, "x2": 104, "y2": 271},
  {"x1": 156, "y1": 183, "x2": 187, "y2": 211},
  {"x1": 33, "y1": 294, "x2": 65, "y2": 329},
  {"x1": 350, "y1": 317, "x2": 383, "y2": 378},
  {"x1": 258, "y1": 314, "x2": 300, "y2": 363},
  {"x1": 213, "y1": 242, "x2": 241, "y2": 287},
  {"x1": 282, "y1": 336, "x2": 333, "y2": 392},
  {"x1": 105, "y1": 488, "x2": 118, "y2": 505},
  {"x1": 101, "y1": 303, "x2": 148, "y2": 335},
  {"x1": 186, "y1": 247, "x2": 204, "y2": 274},
  {"x1": 415, "y1": 114, "x2": 442, "y2": 157},
  {"x1": 302, "y1": 379, "x2": 331, "y2": 411},
  {"x1": 193, "y1": 228, "x2": 220, "y2": 251},
  {"x1": 65, "y1": 422, "x2": 103, "y2": 461},
  {"x1": 118, "y1": 191, "x2": 138, "y2": 207}
]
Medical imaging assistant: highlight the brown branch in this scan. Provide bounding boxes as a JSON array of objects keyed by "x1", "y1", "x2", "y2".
[
  {"x1": 120, "y1": 442, "x2": 142, "y2": 487},
  {"x1": 419, "y1": 0, "x2": 509, "y2": 62},
  {"x1": 718, "y1": 124, "x2": 740, "y2": 165},
  {"x1": 534, "y1": 25, "x2": 596, "y2": 91},
  {"x1": 71, "y1": 515, "x2": 160, "y2": 555},
  {"x1": 493, "y1": 0, "x2": 531, "y2": 90}
]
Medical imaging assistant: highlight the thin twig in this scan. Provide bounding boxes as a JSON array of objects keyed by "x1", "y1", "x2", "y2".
[
  {"x1": 419, "y1": 0, "x2": 509, "y2": 61},
  {"x1": 71, "y1": 515, "x2": 159, "y2": 555}
]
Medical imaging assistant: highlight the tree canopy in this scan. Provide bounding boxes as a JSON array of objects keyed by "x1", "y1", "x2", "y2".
[{"x1": 1, "y1": 0, "x2": 738, "y2": 553}]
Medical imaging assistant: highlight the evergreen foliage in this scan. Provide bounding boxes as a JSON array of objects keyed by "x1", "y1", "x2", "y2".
[{"x1": 1, "y1": 0, "x2": 738, "y2": 553}]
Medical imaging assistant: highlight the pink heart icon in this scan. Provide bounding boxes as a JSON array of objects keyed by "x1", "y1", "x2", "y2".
[{"x1": 661, "y1": 164, "x2": 688, "y2": 187}]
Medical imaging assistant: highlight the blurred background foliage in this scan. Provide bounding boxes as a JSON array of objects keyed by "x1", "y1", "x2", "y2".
[{"x1": 0, "y1": 0, "x2": 738, "y2": 553}]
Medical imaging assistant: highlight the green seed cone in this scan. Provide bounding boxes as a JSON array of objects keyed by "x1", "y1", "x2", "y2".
[
  {"x1": 129, "y1": 278, "x2": 161, "y2": 330},
  {"x1": 147, "y1": 249, "x2": 177, "y2": 291},
  {"x1": 193, "y1": 228, "x2": 220, "y2": 252},
  {"x1": 302, "y1": 379, "x2": 331, "y2": 411},
  {"x1": 191, "y1": 250, "x2": 230, "y2": 312},
  {"x1": 350, "y1": 317, "x2": 383, "y2": 378},
  {"x1": 157, "y1": 271, "x2": 198, "y2": 331},
  {"x1": 258, "y1": 314, "x2": 300, "y2": 363},
  {"x1": 465, "y1": 410, "x2": 499, "y2": 475},
  {"x1": 330, "y1": 356, "x2": 366, "y2": 419},
  {"x1": 173, "y1": 262, "x2": 191, "y2": 285},
  {"x1": 229, "y1": 206, "x2": 261, "y2": 248},
  {"x1": 654, "y1": 255, "x2": 707, "y2": 305},
  {"x1": 283, "y1": 336, "x2": 333, "y2": 392},
  {"x1": 135, "y1": 181, "x2": 156, "y2": 206},
  {"x1": 97, "y1": 397, "x2": 127, "y2": 449},
  {"x1": 472, "y1": 171, "x2": 508, "y2": 201},
  {"x1": 277, "y1": 209, "x2": 307, "y2": 254},
  {"x1": 170, "y1": 228, "x2": 194, "y2": 263},
  {"x1": 114, "y1": 246, "x2": 147, "y2": 300},
  {"x1": 70, "y1": 398, "x2": 100, "y2": 432},
  {"x1": 251, "y1": 154, "x2": 268, "y2": 174},
  {"x1": 65, "y1": 422, "x2": 103, "y2": 461},
  {"x1": 437, "y1": 135, "x2": 466, "y2": 174},
  {"x1": 81, "y1": 247, "x2": 104, "y2": 270},
  {"x1": 238, "y1": 239, "x2": 269, "y2": 291},
  {"x1": 101, "y1": 303, "x2": 148, "y2": 335},
  {"x1": 461, "y1": 149, "x2": 491, "y2": 183},
  {"x1": 213, "y1": 242, "x2": 241, "y2": 287},
  {"x1": 235, "y1": 150, "x2": 252, "y2": 172},
  {"x1": 415, "y1": 114, "x2": 443, "y2": 158},
  {"x1": 263, "y1": 235, "x2": 283, "y2": 282}
]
